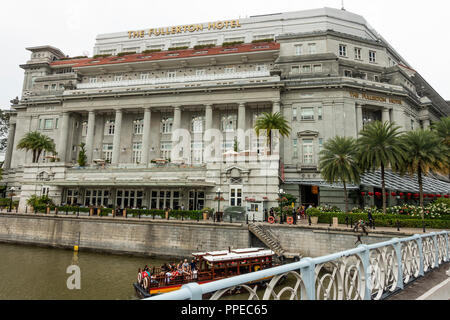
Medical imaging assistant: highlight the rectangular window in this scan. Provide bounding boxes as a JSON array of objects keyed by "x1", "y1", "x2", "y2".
[
  {"x1": 302, "y1": 65, "x2": 312, "y2": 73},
  {"x1": 292, "y1": 107, "x2": 298, "y2": 121},
  {"x1": 318, "y1": 107, "x2": 323, "y2": 121},
  {"x1": 133, "y1": 119, "x2": 144, "y2": 135},
  {"x1": 105, "y1": 120, "x2": 115, "y2": 136},
  {"x1": 55, "y1": 118, "x2": 59, "y2": 129},
  {"x1": 140, "y1": 73, "x2": 149, "y2": 80},
  {"x1": 103, "y1": 144, "x2": 113, "y2": 162},
  {"x1": 411, "y1": 120, "x2": 415, "y2": 130},
  {"x1": 303, "y1": 139, "x2": 314, "y2": 164},
  {"x1": 230, "y1": 187, "x2": 243, "y2": 207},
  {"x1": 89, "y1": 77, "x2": 97, "y2": 84},
  {"x1": 344, "y1": 70, "x2": 352, "y2": 77},
  {"x1": 354, "y1": 47, "x2": 362, "y2": 60},
  {"x1": 191, "y1": 142, "x2": 204, "y2": 164},
  {"x1": 167, "y1": 71, "x2": 176, "y2": 78},
  {"x1": 114, "y1": 74, "x2": 123, "y2": 82},
  {"x1": 224, "y1": 67, "x2": 236, "y2": 74},
  {"x1": 319, "y1": 138, "x2": 324, "y2": 153},
  {"x1": 196, "y1": 69, "x2": 206, "y2": 76},
  {"x1": 301, "y1": 108, "x2": 315, "y2": 121},
  {"x1": 82, "y1": 121, "x2": 88, "y2": 136},
  {"x1": 191, "y1": 116, "x2": 204, "y2": 133},
  {"x1": 256, "y1": 64, "x2": 267, "y2": 72},
  {"x1": 293, "y1": 139, "x2": 298, "y2": 159},
  {"x1": 308, "y1": 43, "x2": 317, "y2": 54},
  {"x1": 161, "y1": 117, "x2": 173, "y2": 134},
  {"x1": 291, "y1": 66, "x2": 300, "y2": 74},
  {"x1": 66, "y1": 189, "x2": 79, "y2": 206},
  {"x1": 160, "y1": 142, "x2": 172, "y2": 160},
  {"x1": 339, "y1": 44, "x2": 347, "y2": 57},
  {"x1": 369, "y1": 51, "x2": 376, "y2": 63},
  {"x1": 313, "y1": 64, "x2": 322, "y2": 73},
  {"x1": 51, "y1": 84, "x2": 57, "y2": 90},
  {"x1": 132, "y1": 143, "x2": 142, "y2": 164},
  {"x1": 44, "y1": 119, "x2": 53, "y2": 130},
  {"x1": 295, "y1": 45, "x2": 302, "y2": 56}
]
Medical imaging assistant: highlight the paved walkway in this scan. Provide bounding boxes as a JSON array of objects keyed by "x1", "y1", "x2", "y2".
[{"x1": 387, "y1": 263, "x2": 450, "y2": 300}]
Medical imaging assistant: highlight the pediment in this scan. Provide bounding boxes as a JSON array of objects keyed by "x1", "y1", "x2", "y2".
[{"x1": 297, "y1": 130, "x2": 319, "y2": 138}]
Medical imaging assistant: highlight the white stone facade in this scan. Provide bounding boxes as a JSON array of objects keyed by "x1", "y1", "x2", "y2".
[{"x1": 2, "y1": 7, "x2": 449, "y2": 213}]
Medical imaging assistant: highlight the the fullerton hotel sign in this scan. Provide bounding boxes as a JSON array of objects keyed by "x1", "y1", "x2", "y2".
[
  {"x1": 128, "y1": 20, "x2": 242, "y2": 39},
  {"x1": 349, "y1": 91, "x2": 402, "y2": 105}
]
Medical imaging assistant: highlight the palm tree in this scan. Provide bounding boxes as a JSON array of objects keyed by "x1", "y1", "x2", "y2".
[
  {"x1": 400, "y1": 130, "x2": 446, "y2": 209},
  {"x1": 17, "y1": 131, "x2": 56, "y2": 163},
  {"x1": 432, "y1": 117, "x2": 450, "y2": 178},
  {"x1": 357, "y1": 121, "x2": 407, "y2": 214},
  {"x1": 319, "y1": 136, "x2": 361, "y2": 213},
  {"x1": 254, "y1": 112, "x2": 291, "y2": 154}
]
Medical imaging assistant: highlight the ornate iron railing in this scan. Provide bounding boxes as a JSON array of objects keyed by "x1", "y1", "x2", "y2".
[{"x1": 146, "y1": 231, "x2": 449, "y2": 300}]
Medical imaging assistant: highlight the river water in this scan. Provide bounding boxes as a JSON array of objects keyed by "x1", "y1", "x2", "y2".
[
  {"x1": 0, "y1": 242, "x2": 169, "y2": 300},
  {"x1": 1, "y1": 242, "x2": 309, "y2": 300}
]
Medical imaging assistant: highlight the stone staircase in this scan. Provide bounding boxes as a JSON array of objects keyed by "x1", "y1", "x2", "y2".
[{"x1": 249, "y1": 223, "x2": 303, "y2": 261}]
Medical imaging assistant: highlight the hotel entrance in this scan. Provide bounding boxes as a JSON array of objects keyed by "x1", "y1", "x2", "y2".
[{"x1": 301, "y1": 185, "x2": 319, "y2": 207}]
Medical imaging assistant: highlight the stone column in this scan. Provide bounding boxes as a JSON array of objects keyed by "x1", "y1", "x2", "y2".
[
  {"x1": 57, "y1": 112, "x2": 71, "y2": 163},
  {"x1": 205, "y1": 104, "x2": 213, "y2": 132},
  {"x1": 173, "y1": 106, "x2": 181, "y2": 131},
  {"x1": 112, "y1": 109, "x2": 123, "y2": 165},
  {"x1": 141, "y1": 107, "x2": 152, "y2": 166},
  {"x1": 3, "y1": 122, "x2": 16, "y2": 169},
  {"x1": 172, "y1": 106, "x2": 182, "y2": 161},
  {"x1": 382, "y1": 108, "x2": 391, "y2": 124},
  {"x1": 237, "y1": 103, "x2": 246, "y2": 151},
  {"x1": 85, "y1": 111, "x2": 96, "y2": 163},
  {"x1": 423, "y1": 119, "x2": 431, "y2": 129},
  {"x1": 272, "y1": 100, "x2": 281, "y2": 114},
  {"x1": 356, "y1": 103, "x2": 363, "y2": 137}
]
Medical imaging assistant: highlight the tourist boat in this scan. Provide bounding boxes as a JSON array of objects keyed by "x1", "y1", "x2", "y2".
[{"x1": 133, "y1": 248, "x2": 275, "y2": 299}]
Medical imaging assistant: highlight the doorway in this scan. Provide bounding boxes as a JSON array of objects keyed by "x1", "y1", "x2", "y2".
[{"x1": 301, "y1": 185, "x2": 319, "y2": 207}]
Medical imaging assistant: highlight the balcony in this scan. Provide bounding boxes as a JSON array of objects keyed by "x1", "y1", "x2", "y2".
[{"x1": 76, "y1": 70, "x2": 272, "y2": 90}]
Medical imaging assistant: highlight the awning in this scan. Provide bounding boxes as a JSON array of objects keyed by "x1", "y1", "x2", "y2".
[{"x1": 285, "y1": 170, "x2": 450, "y2": 194}]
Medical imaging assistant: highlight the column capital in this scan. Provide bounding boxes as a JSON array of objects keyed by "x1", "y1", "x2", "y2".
[
  {"x1": 238, "y1": 102, "x2": 246, "y2": 107},
  {"x1": 114, "y1": 108, "x2": 123, "y2": 113}
]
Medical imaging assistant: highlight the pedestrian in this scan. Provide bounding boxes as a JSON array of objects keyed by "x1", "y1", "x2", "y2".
[{"x1": 368, "y1": 210, "x2": 374, "y2": 229}]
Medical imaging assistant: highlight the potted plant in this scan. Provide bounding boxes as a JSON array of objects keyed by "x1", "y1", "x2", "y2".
[
  {"x1": 306, "y1": 207, "x2": 321, "y2": 224},
  {"x1": 202, "y1": 207, "x2": 214, "y2": 221}
]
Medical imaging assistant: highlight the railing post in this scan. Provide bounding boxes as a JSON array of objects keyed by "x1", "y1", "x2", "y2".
[
  {"x1": 181, "y1": 282, "x2": 203, "y2": 300},
  {"x1": 300, "y1": 258, "x2": 316, "y2": 300},
  {"x1": 392, "y1": 238, "x2": 404, "y2": 291},
  {"x1": 432, "y1": 233, "x2": 439, "y2": 269},
  {"x1": 415, "y1": 235, "x2": 425, "y2": 277},
  {"x1": 445, "y1": 232, "x2": 449, "y2": 262},
  {"x1": 358, "y1": 244, "x2": 371, "y2": 300}
]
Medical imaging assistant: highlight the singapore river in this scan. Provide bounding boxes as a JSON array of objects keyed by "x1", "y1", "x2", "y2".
[{"x1": 0, "y1": 242, "x2": 168, "y2": 300}]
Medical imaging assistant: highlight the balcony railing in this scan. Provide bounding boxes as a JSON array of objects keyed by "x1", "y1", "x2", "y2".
[
  {"x1": 76, "y1": 71, "x2": 272, "y2": 89},
  {"x1": 146, "y1": 231, "x2": 449, "y2": 300}
]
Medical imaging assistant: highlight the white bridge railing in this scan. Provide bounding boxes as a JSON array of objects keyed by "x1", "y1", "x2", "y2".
[{"x1": 146, "y1": 231, "x2": 449, "y2": 300}]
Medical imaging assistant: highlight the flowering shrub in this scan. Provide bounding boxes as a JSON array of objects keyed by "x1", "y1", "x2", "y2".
[{"x1": 386, "y1": 202, "x2": 449, "y2": 219}]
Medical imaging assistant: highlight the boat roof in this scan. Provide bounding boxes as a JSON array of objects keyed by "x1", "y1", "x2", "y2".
[{"x1": 192, "y1": 248, "x2": 275, "y2": 263}]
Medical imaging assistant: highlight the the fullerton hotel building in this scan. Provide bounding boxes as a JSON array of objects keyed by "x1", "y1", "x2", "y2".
[{"x1": 3, "y1": 7, "x2": 450, "y2": 213}]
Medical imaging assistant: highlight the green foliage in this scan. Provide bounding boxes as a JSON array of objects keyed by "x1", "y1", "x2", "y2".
[
  {"x1": 142, "y1": 49, "x2": 162, "y2": 54},
  {"x1": 193, "y1": 44, "x2": 216, "y2": 50},
  {"x1": 0, "y1": 109, "x2": 10, "y2": 152},
  {"x1": 17, "y1": 131, "x2": 56, "y2": 163},
  {"x1": 319, "y1": 136, "x2": 360, "y2": 213},
  {"x1": 251, "y1": 39, "x2": 274, "y2": 43},
  {"x1": 168, "y1": 46, "x2": 189, "y2": 51},
  {"x1": 222, "y1": 41, "x2": 244, "y2": 47},
  {"x1": 93, "y1": 54, "x2": 111, "y2": 59},
  {"x1": 277, "y1": 193, "x2": 297, "y2": 208},
  {"x1": 77, "y1": 143, "x2": 87, "y2": 167},
  {"x1": 117, "y1": 51, "x2": 137, "y2": 57},
  {"x1": 434, "y1": 197, "x2": 450, "y2": 206},
  {"x1": 254, "y1": 112, "x2": 291, "y2": 153},
  {"x1": 27, "y1": 195, "x2": 55, "y2": 208}
]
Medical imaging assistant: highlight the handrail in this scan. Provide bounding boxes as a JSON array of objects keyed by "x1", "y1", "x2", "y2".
[{"x1": 146, "y1": 231, "x2": 449, "y2": 300}]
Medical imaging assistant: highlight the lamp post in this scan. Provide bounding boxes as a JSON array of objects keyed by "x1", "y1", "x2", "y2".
[
  {"x1": 216, "y1": 188, "x2": 222, "y2": 223},
  {"x1": 279, "y1": 188, "x2": 284, "y2": 225},
  {"x1": 8, "y1": 187, "x2": 16, "y2": 213}
]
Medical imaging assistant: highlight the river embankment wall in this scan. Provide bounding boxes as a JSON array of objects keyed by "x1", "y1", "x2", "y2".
[{"x1": 0, "y1": 214, "x2": 400, "y2": 258}]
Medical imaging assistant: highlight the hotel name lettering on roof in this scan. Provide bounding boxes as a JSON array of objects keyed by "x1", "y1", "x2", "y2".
[
  {"x1": 128, "y1": 20, "x2": 242, "y2": 39},
  {"x1": 350, "y1": 92, "x2": 402, "y2": 105}
]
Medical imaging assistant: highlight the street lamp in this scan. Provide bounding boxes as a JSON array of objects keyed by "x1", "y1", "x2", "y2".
[
  {"x1": 216, "y1": 188, "x2": 222, "y2": 223},
  {"x1": 279, "y1": 188, "x2": 285, "y2": 224},
  {"x1": 8, "y1": 187, "x2": 16, "y2": 213}
]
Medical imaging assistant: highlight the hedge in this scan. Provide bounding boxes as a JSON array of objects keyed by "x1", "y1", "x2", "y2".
[
  {"x1": 309, "y1": 212, "x2": 450, "y2": 229},
  {"x1": 31, "y1": 206, "x2": 204, "y2": 220}
]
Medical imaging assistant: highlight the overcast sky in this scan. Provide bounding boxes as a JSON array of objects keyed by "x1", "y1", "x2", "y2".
[{"x1": 1, "y1": 0, "x2": 449, "y2": 109}]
